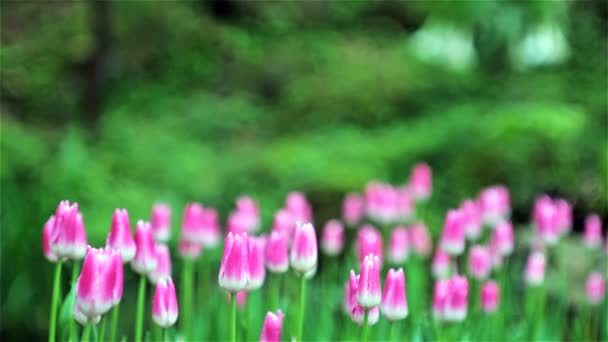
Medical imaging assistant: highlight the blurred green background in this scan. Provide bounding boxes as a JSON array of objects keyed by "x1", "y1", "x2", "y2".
[{"x1": 1, "y1": 0, "x2": 606, "y2": 339}]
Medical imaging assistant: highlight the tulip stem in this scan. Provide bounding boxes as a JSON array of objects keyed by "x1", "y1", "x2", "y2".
[
  {"x1": 361, "y1": 310, "x2": 369, "y2": 342},
  {"x1": 181, "y1": 260, "x2": 194, "y2": 340},
  {"x1": 270, "y1": 273, "x2": 280, "y2": 310},
  {"x1": 387, "y1": 322, "x2": 395, "y2": 342},
  {"x1": 69, "y1": 262, "x2": 80, "y2": 342},
  {"x1": 49, "y1": 260, "x2": 63, "y2": 342},
  {"x1": 98, "y1": 317, "x2": 106, "y2": 342},
  {"x1": 109, "y1": 305, "x2": 120, "y2": 342},
  {"x1": 81, "y1": 323, "x2": 91, "y2": 342},
  {"x1": 163, "y1": 328, "x2": 169, "y2": 342},
  {"x1": 297, "y1": 275, "x2": 307, "y2": 342},
  {"x1": 230, "y1": 293, "x2": 237, "y2": 342},
  {"x1": 135, "y1": 275, "x2": 146, "y2": 342}
]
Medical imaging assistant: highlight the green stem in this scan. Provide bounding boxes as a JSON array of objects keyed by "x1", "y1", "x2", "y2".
[
  {"x1": 69, "y1": 262, "x2": 81, "y2": 342},
  {"x1": 231, "y1": 293, "x2": 237, "y2": 342},
  {"x1": 98, "y1": 317, "x2": 106, "y2": 342},
  {"x1": 270, "y1": 273, "x2": 280, "y2": 310},
  {"x1": 109, "y1": 305, "x2": 120, "y2": 342},
  {"x1": 81, "y1": 324, "x2": 92, "y2": 342},
  {"x1": 181, "y1": 260, "x2": 194, "y2": 340},
  {"x1": 135, "y1": 275, "x2": 147, "y2": 342},
  {"x1": 163, "y1": 328, "x2": 169, "y2": 342},
  {"x1": 49, "y1": 260, "x2": 63, "y2": 342},
  {"x1": 387, "y1": 322, "x2": 395, "y2": 342},
  {"x1": 297, "y1": 276, "x2": 307, "y2": 342},
  {"x1": 361, "y1": 310, "x2": 369, "y2": 342}
]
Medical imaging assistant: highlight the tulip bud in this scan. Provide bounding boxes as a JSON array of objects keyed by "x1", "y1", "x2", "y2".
[
  {"x1": 364, "y1": 182, "x2": 399, "y2": 223},
  {"x1": 181, "y1": 202, "x2": 204, "y2": 243},
  {"x1": 321, "y1": 220, "x2": 344, "y2": 256},
  {"x1": 106, "y1": 209, "x2": 136, "y2": 263},
  {"x1": 272, "y1": 209, "x2": 295, "y2": 239},
  {"x1": 357, "y1": 254, "x2": 382, "y2": 308},
  {"x1": 408, "y1": 162, "x2": 432, "y2": 201},
  {"x1": 381, "y1": 268, "x2": 408, "y2": 321},
  {"x1": 525, "y1": 251, "x2": 546, "y2": 286},
  {"x1": 586, "y1": 271, "x2": 606, "y2": 305},
  {"x1": 388, "y1": 227, "x2": 410, "y2": 264},
  {"x1": 478, "y1": 185, "x2": 510, "y2": 225},
  {"x1": 43, "y1": 216, "x2": 58, "y2": 262},
  {"x1": 554, "y1": 199, "x2": 572, "y2": 235},
  {"x1": 111, "y1": 252, "x2": 124, "y2": 306},
  {"x1": 432, "y1": 250, "x2": 451, "y2": 279},
  {"x1": 433, "y1": 279, "x2": 450, "y2": 320},
  {"x1": 131, "y1": 221, "x2": 157, "y2": 275},
  {"x1": 259, "y1": 310, "x2": 283, "y2": 342},
  {"x1": 218, "y1": 232, "x2": 250, "y2": 292},
  {"x1": 200, "y1": 208, "x2": 221, "y2": 247},
  {"x1": 266, "y1": 231, "x2": 289, "y2": 273},
  {"x1": 178, "y1": 239, "x2": 202, "y2": 260},
  {"x1": 396, "y1": 188, "x2": 414, "y2": 221},
  {"x1": 468, "y1": 245, "x2": 492, "y2": 280},
  {"x1": 285, "y1": 192, "x2": 313, "y2": 223},
  {"x1": 461, "y1": 200, "x2": 482, "y2": 240},
  {"x1": 348, "y1": 271, "x2": 379, "y2": 326},
  {"x1": 289, "y1": 222, "x2": 318, "y2": 274},
  {"x1": 73, "y1": 303, "x2": 101, "y2": 326},
  {"x1": 481, "y1": 280, "x2": 500, "y2": 313},
  {"x1": 445, "y1": 275, "x2": 468, "y2": 322},
  {"x1": 151, "y1": 203, "x2": 171, "y2": 243},
  {"x1": 236, "y1": 196, "x2": 261, "y2": 233},
  {"x1": 343, "y1": 193, "x2": 364, "y2": 226},
  {"x1": 409, "y1": 223, "x2": 432, "y2": 257},
  {"x1": 149, "y1": 244, "x2": 172, "y2": 284},
  {"x1": 533, "y1": 195, "x2": 559, "y2": 245},
  {"x1": 152, "y1": 278, "x2": 178, "y2": 328},
  {"x1": 76, "y1": 247, "x2": 122, "y2": 319},
  {"x1": 356, "y1": 225, "x2": 383, "y2": 266},
  {"x1": 246, "y1": 236, "x2": 266, "y2": 291},
  {"x1": 51, "y1": 201, "x2": 87, "y2": 260},
  {"x1": 491, "y1": 222, "x2": 514, "y2": 256},
  {"x1": 584, "y1": 214, "x2": 602, "y2": 249},
  {"x1": 439, "y1": 209, "x2": 465, "y2": 255}
]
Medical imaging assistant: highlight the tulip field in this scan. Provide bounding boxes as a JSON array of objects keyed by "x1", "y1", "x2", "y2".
[{"x1": 41, "y1": 163, "x2": 607, "y2": 342}]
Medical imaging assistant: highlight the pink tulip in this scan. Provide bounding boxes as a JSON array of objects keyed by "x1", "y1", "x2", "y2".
[
  {"x1": 586, "y1": 272, "x2": 606, "y2": 305},
  {"x1": 200, "y1": 208, "x2": 221, "y2": 247},
  {"x1": 321, "y1": 220, "x2": 344, "y2": 256},
  {"x1": 478, "y1": 185, "x2": 510, "y2": 225},
  {"x1": 152, "y1": 278, "x2": 178, "y2": 328},
  {"x1": 533, "y1": 195, "x2": 559, "y2": 245},
  {"x1": 289, "y1": 222, "x2": 318, "y2": 274},
  {"x1": 461, "y1": 200, "x2": 482, "y2": 240},
  {"x1": 554, "y1": 198, "x2": 572, "y2": 235},
  {"x1": 343, "y1": 193, "x2": 365, "y2": 226},
  {"x1": 432, "y1": 250, "x2": 451, "y2": 279},
  {"x1": 43, "y1": 216, "x2": 58, "y2": 262},
  {"x1": 75, "y1": 247, "x2": 122, "y2": 319},
  {"x1": 272, "y1": 209, "x2": 295, "y2": 239},
  {"x1": 491, "y1": 222, "x2": 514, "y2": 256},
  {"x1": 285, "y1": 192, "x2": 313, "y2": 223},
  {"x1": 481, "y1": 280, "x2": 500, "y2": 313},
  {"x1": 111, "y1": 252, "x2": 124, "y2": 305},
  {"x1": 409, "y1": 223, "x2": 432, "y2": 257},
  {"x1": 266, "y1": 231, "x2": 289, "y2": 273},
  {"x1": 106, "y1": 209, "x2": 136, "y2": 263},
  {"x1": 131, "y1": 221, "x2": 157, "y2": 275},
  {"x1": 246, "y1": 236, "x2": 267, "y2": 291},
  {"x1": 227, "y1": 211, "x2": 250, "y2": 235},
  {"x1": 432, "y1": 279, "x2": 450, "y2": 320},
  {"x1": 149, "y1": 244, "x2": 172, "y2": 284},
  {"x1": 178, "y1": 239, "x2": 202, "y2": 260},
  {"x1": 364, "y1": 181, "x2": 399, "y2": 223},
  {"x1": 259, "y1": 310, "x2": 283, "y2": 342},
  {"x1": 181, "y1": 203, "x2": 204, "y2": 243},
  {"x1": 236, "y1": 196, "x2": 261, "y2": 233},
  {"x1": 525, "y1": 251, "x2": 546, "y2": 286},
  {"x1": 151, "y1": 203, "x2": 172, "y2": 242},
  {"x1": 408, "y1": 162, "x2": 432, "y2": 201},
  {"x1": 468, "y1": 245, "x2": 492, "y2": 280},
  {"x1": 356, "y1": 225, "x2": 383, "y2": 266},
  {"x1": 73, "y1": 303, "x2": 101, "y2": 326},
  {"x1": 388, "y1": 227, "x2": 410, "y2": 264},
  {"x1": 445, "y1": 275, "x2": 469, "y2": 322},
  {"x1": 50, "y1": 201, "x2": 87, "y2": 260},
  {"x1": 218, "y1": 232, "x2": 250, "y2": 292},
  {"x1": 584, "y1": 214, "x2": 602, "y2": 249},
  {"x1": 396, "y1": 187, "x2": 414, "y2": 221},
  {"x1": 357, "y1": 254, "x2": 382, "y2": 308},
  {"x1": 439, "y1": 209, "x2": 465, "y2": 255},
  {"x1": 236, "y1": 291, "x2": 248, "y2": 308},
  {"x1": 381, "y1": 268, "x2": 408, "y2": 321}
]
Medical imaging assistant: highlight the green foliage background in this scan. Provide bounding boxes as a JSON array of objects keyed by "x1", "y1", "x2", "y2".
[{"x1": 1, "y1": 1, "x2": 606, "y2": 339}]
